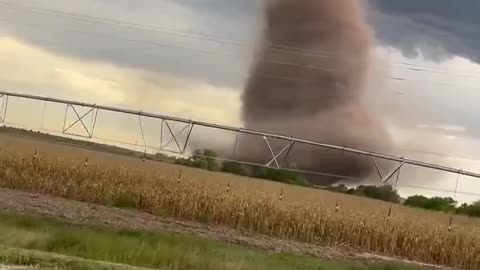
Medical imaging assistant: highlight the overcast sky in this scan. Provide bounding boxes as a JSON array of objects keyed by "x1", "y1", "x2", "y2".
[{"x1": 0, "y1": 0, "x2": 480, "y2": 202}]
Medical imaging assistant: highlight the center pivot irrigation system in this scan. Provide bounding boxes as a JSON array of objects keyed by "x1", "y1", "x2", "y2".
[{"x1": 1, "y1": 91, "x2": 480, "y2": 185}]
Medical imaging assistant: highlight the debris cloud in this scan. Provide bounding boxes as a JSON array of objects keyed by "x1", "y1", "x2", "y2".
[{"x1": 239, "y1": 0, "x2": 394, "y2": 184}]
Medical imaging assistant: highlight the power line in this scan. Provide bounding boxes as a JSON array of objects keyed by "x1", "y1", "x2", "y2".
[
  {"x1": 0, "y1": 1, "x2": 347, "y2": 59},
  {"x1": 3, "y1": 1, "x2": 480, "y2": 79},
  {"x1": 0, "y1": 18, "x2": 407, "y2": 92},
  {"x1": 4, "y1": 16, "x2": 480, "y2": 91},
  {"x1": 0, "y1": 18, "x2": 235, "y2": 56},
  {"x1": 394, "y1": 63, "x2": 480, "y2": 80},
  {"x1": 0, "y1": 1, "x2": 396, "y2": 63},
  {"x1": 0, "y1": 7, "x2": 357, "y2": 71}
]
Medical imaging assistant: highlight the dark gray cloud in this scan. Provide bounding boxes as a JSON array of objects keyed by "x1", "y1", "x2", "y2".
[
  {"x1": 366, "y1": 0, "x2": 480, "y2": 136},
  {"x1": 4, "y1": 0, "x2": 480, "y2": 83},
  {"x1": 0, "y1": 0, "x2": 260, "y2": 87},
  {"x1": 368, "y1": 0, "x2": 480, "y2": 62}
]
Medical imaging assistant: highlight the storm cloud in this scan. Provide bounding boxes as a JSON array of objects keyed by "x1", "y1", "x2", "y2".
[
  {"x1": 368, "y1": 0, "x2": 480, "y2": 63},
  {"x1": 4, "y1": 0, "x2": 480, "y2": 80},
  {"x1": 0, "y1": 0, "x2": 260, "y2": 87}
]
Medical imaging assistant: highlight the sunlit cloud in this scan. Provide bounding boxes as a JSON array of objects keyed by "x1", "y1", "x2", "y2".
[{"x1": 0, "y1": 37, "x2": 242, "y2": 126}]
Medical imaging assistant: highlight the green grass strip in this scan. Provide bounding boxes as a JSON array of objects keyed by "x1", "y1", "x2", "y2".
[{"x1": 0, "y1": 246, "x2": 155, "y2": 270}]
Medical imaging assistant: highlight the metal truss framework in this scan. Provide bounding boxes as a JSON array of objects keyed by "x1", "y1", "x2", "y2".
[
  {"x1": 2, "y1": 90, "x2": 480, "y2": 183},
  {"x1": 63, "y1": 104, "x2": 99, "y2": 138},
  {"x1": 263, "y1": 136, "x2": 296, "y2": 168},
  {"x1": 137, "y1": 115, "x2": 194, "y2": 155},
  {"x1": 160, "y1": 119, "x2": 194, "y2": 155},
  {"x1": 371, "y1": 157, "x2": 406, "y2": 183}
]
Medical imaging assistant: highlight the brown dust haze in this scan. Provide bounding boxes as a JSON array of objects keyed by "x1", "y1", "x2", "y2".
[{"x1": 238, "y1": 0, "x2": 394, "y2": 184}]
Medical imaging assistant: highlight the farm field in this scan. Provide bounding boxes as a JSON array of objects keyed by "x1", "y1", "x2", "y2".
[{"x1": 0, "y1": 129, "x2": 478, "y2": 269}]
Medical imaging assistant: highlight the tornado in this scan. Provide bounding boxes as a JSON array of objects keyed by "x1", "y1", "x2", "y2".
[{"x1": 238, "y1": 0, "x2": 394, "y2": 184}]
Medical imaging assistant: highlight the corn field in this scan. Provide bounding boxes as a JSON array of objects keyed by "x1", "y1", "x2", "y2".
[{"x1": 0, "y1": 136, "x2": 479, "y2": 269}]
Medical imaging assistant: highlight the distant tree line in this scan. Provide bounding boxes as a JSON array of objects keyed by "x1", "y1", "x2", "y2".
[
  {"x1": 327, "y1": 184, "x2": 401, "y2": 203},
  {"x1": 328, "y1": 184, "x2": 480, "y2": 218},
  {"x1": 153, "y1": 148, "x2": 480, "y2": 218},
  {"x1": 167, "y1": 149, "x2": 308, "y2": 186}
]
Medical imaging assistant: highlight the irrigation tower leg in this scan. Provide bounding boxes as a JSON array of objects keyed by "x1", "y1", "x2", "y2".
[{"x1": 0, "y1": 94, "x2": 8, "y2": 123}]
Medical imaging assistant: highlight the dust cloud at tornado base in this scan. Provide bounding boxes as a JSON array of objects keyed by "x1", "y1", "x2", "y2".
[{"x1": 235, "y1": 0, "x2": 395, "y2": 185}]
